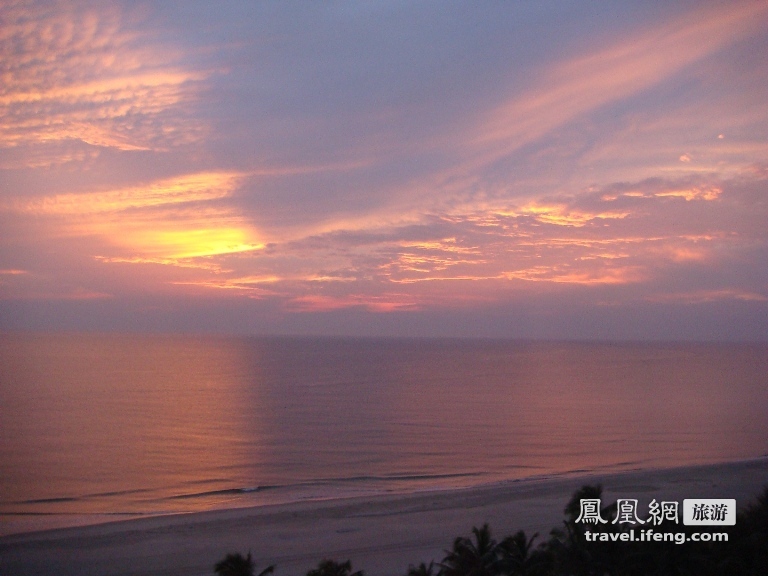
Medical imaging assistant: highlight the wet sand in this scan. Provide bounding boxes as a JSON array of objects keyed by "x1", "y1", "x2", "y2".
[{"x1": 1, "y1": 458, "x2": 766, "y2": 576}]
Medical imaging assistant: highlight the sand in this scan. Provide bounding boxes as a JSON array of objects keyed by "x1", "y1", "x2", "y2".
[{"x1": 1, "y1": 458, "x2": 766, "y2": 576}]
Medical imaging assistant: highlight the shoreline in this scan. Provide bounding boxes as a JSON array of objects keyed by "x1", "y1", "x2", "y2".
[
  {"x1": 2, "y1": 455, "x2": 764, "y2": 538},
  {"x1": 2, "y1": 457, "x2": 766, "y2": 576}
]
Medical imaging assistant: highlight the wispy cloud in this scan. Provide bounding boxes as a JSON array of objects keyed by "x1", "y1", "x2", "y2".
[
  {"x1": 2, "y1": 171, "x2": 262, "y2": 261},
  {"x1": 7, "y1": 172, "x2": 241, "y2": 214},
  {"x1": 1, "y1": 1, "x2": 766, "y2": 337},
  {"x1": 111, "y1": 168, "x2": 763, "y2": 315},
  {"x1": 0, "y1": 1, "x2": 208, "y2": 165},
  {"x1": 645, "y1": 289, "x2": 768, "y2": 304},
  {"x1": 468, "y1": 2, "x2": 767, "y2": 169}
]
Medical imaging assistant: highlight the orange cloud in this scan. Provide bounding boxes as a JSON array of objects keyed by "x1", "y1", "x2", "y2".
[
  {"x1": 463, "y1": 2, "x2": 767, "y2": 172},
  {"x1": 0, "y1": 2, "x2": 208, "y2": 162},
  {"x1": 171, "y1": 276, "x2": 280, "y2": 299},
  {"x1": 0, "y1": 269, "x2": 28, "y2": 275},
  {"x1": 287, "y1": 294, "x2": 419, "y2": 313},
  {"x1": 113, "y1": 223, "x2": 261, "y2": 260},
  {"x1": 502, "y1": 266, "x2": 645, "y2": 286},
  {"x1": 653, "y1": 187, "x2": 721, "y2": 201},
  {"x1": 94, "y1": 256, "x2": 226, "y2": 273},
  {"x1": 3, "y1": 171, "x2": 263, "y2": 263},
  {"x1": 10, "y1": 172, "x2": 241, "y2": 215},
  {"x1": 254, "y1": 174, "x2": 747, "y2": 298},
  {"x1": 514, "y1": 203, "x2": 630, "y2": 227}
]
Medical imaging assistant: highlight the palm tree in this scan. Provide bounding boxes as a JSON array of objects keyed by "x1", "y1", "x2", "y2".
[
  {"x1": 214, "y1": 552, "x2": 275, "y2": 576},
  {"x1": 406, "y1": 561, "x2": 436, "y2": 576},
  {"x1": 306, "y1": 559, "x2": 364, "y2": 576},
  {"x1": 547, "y1": 485, "x2": 623, "y2": 576},
  {"x1": 497, "y1": 530, "x2": 541, "y2": 576},
  {"x1": 439, "y1": 524, "x2": 500, "y2": 576}
]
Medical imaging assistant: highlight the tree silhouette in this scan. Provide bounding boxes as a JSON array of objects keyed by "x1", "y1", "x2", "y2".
[
  {"x1": 545, "y1": 484, "x2": 624, "y2": 576},
  {"x1": 306, "y1": 559, "x2": 364, "y2": 576},
  {"x1": 439, "y1": 523, "x2": 501, "y2": 576},
  {"x1": 406, "y1": 561, "x2": 436, "y2": 576},
  {"x1": 497, "y1": 530, "x2": 543, "y2": 576},
  {"x1": 209, "y1": 483, "x2": 768, "y2": 576},
  {"x1": 214, "y1": 552, "x2": 275, "y2": 576}
]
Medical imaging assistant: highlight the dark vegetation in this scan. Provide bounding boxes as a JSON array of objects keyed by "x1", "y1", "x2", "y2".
[
  {"x1": 214, "y1": 552, "x2": 274, "y2": 576},
  {"x1": 215, "y1": 485, "x2": 768, "y2": 576}
]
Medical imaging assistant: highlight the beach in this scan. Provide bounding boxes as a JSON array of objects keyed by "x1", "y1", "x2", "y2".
[
  {"x1": 3, "y1": 0, "x2": 768, "y2": 573},
  {"x1": 2, "y1": 458, "x2": 766, "y2": 576}
]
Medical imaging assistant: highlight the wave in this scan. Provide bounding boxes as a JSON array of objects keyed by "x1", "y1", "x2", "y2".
[
  {"x1": 165, "y1": 471, "x2": 487, "y2": 502},
  {"x1": 8, "y1": 471, "x2": 486, "y2": 509},
  {"x1": 14, "y1": 487, "x2": 157, "y2": 506},
  {"x1": 167, "y1": 487, "x2": 272, "y2": 500}
]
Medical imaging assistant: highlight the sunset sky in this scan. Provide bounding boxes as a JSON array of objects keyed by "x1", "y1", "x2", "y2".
[{"x1": 1, "y1": 0, "x2": 767, "y2": 339}]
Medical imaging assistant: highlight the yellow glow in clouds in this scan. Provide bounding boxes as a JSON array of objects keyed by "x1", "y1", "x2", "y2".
[
  {"x1": 128, "y1": 226, "x2": 260, "y2": 259},
  {"x1": 7, "y1": 171, "x2": 263, "y2": 263}
]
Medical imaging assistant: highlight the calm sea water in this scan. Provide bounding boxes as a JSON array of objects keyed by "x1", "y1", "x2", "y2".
[{"x1": 1, "y1": 334, "x2": 767, "y2": 535}]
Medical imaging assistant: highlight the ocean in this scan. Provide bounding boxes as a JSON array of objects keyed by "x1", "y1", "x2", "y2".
[{"x1": 1, "y1": 334, "x2": 766, "y2": 535}]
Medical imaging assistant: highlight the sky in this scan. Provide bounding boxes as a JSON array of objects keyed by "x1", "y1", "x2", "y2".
[{"x1": 1, "y1": 0, "x2": 767, "y2": 340}]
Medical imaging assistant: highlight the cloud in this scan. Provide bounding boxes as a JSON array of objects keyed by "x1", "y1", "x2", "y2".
[
  {"x1": 470, "y1": 2, "x2": 767, "y2": 163},
  {"x1": 645, "y1": 289, "x2": 768, "y2": 304},
  {"x1": 98, "y1": 168, "x2": 760, "y2": 315},
  {"x1": 224, "y1": 1, "x2": 768, "y2": 237},
  {"x1": 369, "y1": 1, "x2": 768, "y2": 216},
  {"x1": 7, "y1": 171, "x2": 241, "y2": 214},
  {"x1": 0, "y1": 0, "x2": 209, "y2": 165},
  {"x1": 286, "y1": 293, "x2": 419, "y2": 313},
  {"x1": 1, "y1": 170, "x2": 263, "y2": 262},
  {"x1": 1, "y1": 2, "x2": 767, "y2": 337}
]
